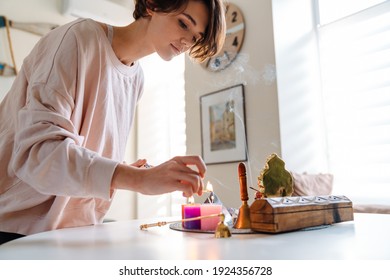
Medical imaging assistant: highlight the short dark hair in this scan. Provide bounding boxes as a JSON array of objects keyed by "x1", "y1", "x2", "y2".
[{"x1": 133, "y1": 0, "x2": 226, "y2": 62}]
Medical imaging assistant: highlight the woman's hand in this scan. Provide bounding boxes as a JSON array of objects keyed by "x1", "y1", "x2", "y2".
[{"x1": 112, "y1": 155, "x2": 206, "y2": 197}]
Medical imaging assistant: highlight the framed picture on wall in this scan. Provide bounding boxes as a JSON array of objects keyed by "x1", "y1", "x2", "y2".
[{"x1": 200, "y1": 84, "x2": 247, "y2": 164}]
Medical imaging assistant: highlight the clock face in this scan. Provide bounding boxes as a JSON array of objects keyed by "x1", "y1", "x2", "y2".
[{"x1": 203, "y1": 3, "x2": 245, "y2": 72}]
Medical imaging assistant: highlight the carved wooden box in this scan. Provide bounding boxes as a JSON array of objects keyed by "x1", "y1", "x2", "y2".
[{"x1": 249, "y1": 195, "x2": 354, "y2": 233}]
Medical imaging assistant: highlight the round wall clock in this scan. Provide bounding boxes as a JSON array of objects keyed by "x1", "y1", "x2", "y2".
[{"x1": 203, "y1": 3, "x2": 245, "y2": 72}]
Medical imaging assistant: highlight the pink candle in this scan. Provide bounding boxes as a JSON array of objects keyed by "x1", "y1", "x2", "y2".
[
  {"x1": 200, "y1": 204, "x2": 223, "y2": 231},
  {"x1": 183, "y1": 204, "x2": 201, "y2": 229}
]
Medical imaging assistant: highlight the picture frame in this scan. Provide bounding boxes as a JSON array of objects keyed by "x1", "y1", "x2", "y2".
[{"x1": 200, "y1": 84, "x2": 247, "y2": 165}]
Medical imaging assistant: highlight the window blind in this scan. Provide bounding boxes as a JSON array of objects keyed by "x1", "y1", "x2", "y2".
[{"x1": 317, "y1": 1, "x2": 390, "y2": 203}]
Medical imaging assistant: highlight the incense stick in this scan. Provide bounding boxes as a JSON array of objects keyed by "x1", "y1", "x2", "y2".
[{"x1": 139, "y1": 213, "x2": 222, "y2": 230}]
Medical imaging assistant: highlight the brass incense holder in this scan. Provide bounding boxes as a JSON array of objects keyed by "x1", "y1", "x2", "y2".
[
  {"x1": 233, "y1": 162, "x2": 251, "y2": 229},
  {"x1": 139, "y1": 213, "x2": 232, "y2": 238}
]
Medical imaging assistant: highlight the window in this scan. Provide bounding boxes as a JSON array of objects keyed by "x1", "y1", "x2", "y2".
[
  {"x1": 316, "y1": 0, "x2": 390, "y2": 203},
  {"x1": 317, "y1": 0, "x2": 385, "y2": 25},
  {"x1": 135, "y1": 54, "x2": 187, "y2": 219},
  {"x1": 273, "y1": 0, "x2": 390, "y2": 205}
]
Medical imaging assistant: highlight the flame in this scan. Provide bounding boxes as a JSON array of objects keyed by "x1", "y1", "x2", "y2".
[
  {"x1": 188, "y1": 196, "x2": 195, "y2": 204},
  {"x1": 206, "y1": 181, "x2": 213, "y2": 192}
]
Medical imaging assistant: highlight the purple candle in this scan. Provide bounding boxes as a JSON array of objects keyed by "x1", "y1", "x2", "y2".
[{"x1": 183, "y1": 204, "x2": 201, "y2": 229}]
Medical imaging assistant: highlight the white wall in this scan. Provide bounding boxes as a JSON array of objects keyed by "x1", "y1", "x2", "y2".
[{"x1": 185, "y1": 0, "x2": 280, "y2": 209}]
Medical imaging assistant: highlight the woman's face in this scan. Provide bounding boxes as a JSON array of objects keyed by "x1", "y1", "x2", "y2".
[{"x1": 148, "y1": 1, "x2": 209, "y2": 61}]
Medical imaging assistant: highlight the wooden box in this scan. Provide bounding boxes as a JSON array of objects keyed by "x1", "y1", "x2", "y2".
[{"x1": 249, "y1": 195, "x2": 354, "y2": 233}]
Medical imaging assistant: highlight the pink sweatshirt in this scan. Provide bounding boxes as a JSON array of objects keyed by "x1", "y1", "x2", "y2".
[{"x1": 0, "y1": 19, "x2": 144, "y2": 235}]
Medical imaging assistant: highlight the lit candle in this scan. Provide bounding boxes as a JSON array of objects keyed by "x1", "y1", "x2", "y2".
[
  {"x1": 182, "y1": 197, "x2": 201, "y2": 229},
  {"x1": 201, "y1": 182, "x2": 222, "y2": 231},
  {"x1": 182, "y1": 196, "x2": 196, "y2": 220},
  {"x1": 200, "y1": 204, "x2": 223, "y2": 231},
  {"x1": 183, "y1": 204, "x2": 201, "y2": 229}
]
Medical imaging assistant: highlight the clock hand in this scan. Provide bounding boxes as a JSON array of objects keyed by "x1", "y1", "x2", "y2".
[
  {"x1": 226, "y1": 23, "x2": 244, "y2": 36},
  {"x1": 222, "y1": 51, "x2": 230, "y2": 60}
]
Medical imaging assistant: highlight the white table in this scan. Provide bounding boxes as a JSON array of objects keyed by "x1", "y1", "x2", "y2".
[{"x1": 0, "y1": 213, "x2": 389, "y2": 260}]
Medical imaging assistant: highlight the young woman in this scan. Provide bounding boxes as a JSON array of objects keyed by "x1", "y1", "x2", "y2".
[{"x1": 0, "y1": 0, "x2": 226, "y2": 244}]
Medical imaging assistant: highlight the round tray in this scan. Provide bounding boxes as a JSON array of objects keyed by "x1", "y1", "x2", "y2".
[
  {"x1": 169, "y1": 222, "x2": 255, "y2": 234},
  {"x1": 169, "y1": 223, "x2": 330, "y2": 234}
]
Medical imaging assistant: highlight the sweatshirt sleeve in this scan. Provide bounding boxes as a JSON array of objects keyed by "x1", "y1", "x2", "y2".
[
  {"x1": 10, "y1": 21, "x2": 117, "y2": 200},
  {"x1": 11, "y1": 84, "x2": 117, "y2": 200}
]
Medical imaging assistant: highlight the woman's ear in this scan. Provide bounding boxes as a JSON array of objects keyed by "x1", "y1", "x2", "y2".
[
  {"x1": 145, "y1": 0, "x2": 155, "y2": 16},
  {"x1": 146, "y1": 8, "x2": 154, "y2": 16}
]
